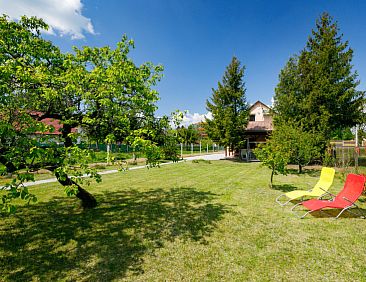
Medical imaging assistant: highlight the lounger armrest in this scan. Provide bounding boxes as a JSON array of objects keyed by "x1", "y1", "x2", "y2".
[
  {"x1": 318, "y1": 187, "x2": 335, "y2": 200},
  {"x1": 342, "y1": 196, "x2": 357, "y2": 206}
]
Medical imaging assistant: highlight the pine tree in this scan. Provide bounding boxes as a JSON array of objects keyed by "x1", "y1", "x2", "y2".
[
  {"x1": 205, "y1": 57, "x2": 249, "y2": 153},
  {"x1": 274, "y1": 13, "x2": 365, "y2": 142}
]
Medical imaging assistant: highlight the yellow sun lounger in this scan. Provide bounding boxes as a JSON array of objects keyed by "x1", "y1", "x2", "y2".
[{"x1": 275, "y1": 167, "x2": 335, "y2": 206}]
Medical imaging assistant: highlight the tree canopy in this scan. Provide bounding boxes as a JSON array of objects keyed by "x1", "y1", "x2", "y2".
[
  {"x1": 273, "y1": 13, "x2": 365, "y2": 144},
  {"x1": 0, "y1": 15, "x2": 163, "y2": 212}
]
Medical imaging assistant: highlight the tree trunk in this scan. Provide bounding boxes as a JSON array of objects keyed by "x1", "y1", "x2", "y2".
[
  {"x1": 298, "y1": 164, "x2": 302, "y2": 174},
  {"x1": 55, "y1": 170, "x2": 97, "y2": 209},
  {"x1": 75, "y1": 186, "x2": 98, "y2": 209},
  {"x1": 57, "y1": 124, "x2": 98, "y2": 209},
  {"x1": 62, "y1": 124, "x2": 73, "y2": 148},
  {"x1": 270, "y1": 169, "x2": 274, "y2": 188},
  {"x1": 107, "y1": 143, "x2": 111, "y2": 164}
]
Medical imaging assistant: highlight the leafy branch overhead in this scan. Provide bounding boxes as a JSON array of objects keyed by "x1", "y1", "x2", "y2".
[{"x1": 0, "y1": 15, "x2": 164, "y2": 212}]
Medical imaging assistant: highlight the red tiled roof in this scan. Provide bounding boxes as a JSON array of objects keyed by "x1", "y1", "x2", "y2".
[
  {"x1": 246, "y1": 120, "x2": 273, "y2": 132},
  {"x1": 31, "y1": 112, "x2": 77, "y2": 135},
  {"x1": 41, "y1": 118, "x2": 78, "y2": 135},
  {"x1": 41, "y1": 118, "x2": 62, "y2": 135}
]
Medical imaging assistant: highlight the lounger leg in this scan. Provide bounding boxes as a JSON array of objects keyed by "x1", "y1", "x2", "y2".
[
  {"x1": 291, "y1": 202, "x2": 302, "y2": 211},
  {"x1": 300, "y1": 210, "x2": 312, "y2": 219},
  {"x1": 335, "y1": 207, "x2": 350, "y2": 219},
  {"x1": 291, "y1": 202, "x2": 312, "y2": 218},
  {"x1": 344, "y1": 207, "x2": 366, "y2": 219},
  {"x1": 276, "y1": 194, "x2": 292, "y2": 206}
]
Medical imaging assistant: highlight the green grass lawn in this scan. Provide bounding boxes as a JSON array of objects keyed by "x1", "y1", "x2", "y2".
[{"x1": 1, "y1": 161, "x2": 366, "y2": 281}]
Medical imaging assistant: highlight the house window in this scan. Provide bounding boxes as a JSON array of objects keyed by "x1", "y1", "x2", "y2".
[{"x1": 249, "y1": 114, "x2": 255, "y2": 121}]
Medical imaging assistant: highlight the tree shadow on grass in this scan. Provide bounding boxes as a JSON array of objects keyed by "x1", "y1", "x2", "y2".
[
  {"x1": 222, "y1": 158, "x2": 260, "y2": 163},
  {"x1": 286, "y1": 168, "x2": 321, "y2": 177},
  {"x1": 304, "y1": 208, "x2": 366, "y2": 219},
  {"x1": 0, "y1": 187, "x2": 228, "y2": 281},
  {"x1": 358, "y1": 197, "x2": 366, "y2": 203},
  {"x1": 272, "y1": 184, "x2": 298, "y2": 192}
]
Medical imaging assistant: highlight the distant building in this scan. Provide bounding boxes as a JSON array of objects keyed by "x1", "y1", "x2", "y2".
[
  {"x1": 225, "y1": 101, "x2": 273, "y2": 160},
  {"x1": 242, "y1": 101, "x2": 273, "y2": 160},
  {"x1": 30, "y1": 112, "x2": 79, "y2": 145},
  {"x1": 246, "y1": 101, "x2": 273, "y2": 143}
]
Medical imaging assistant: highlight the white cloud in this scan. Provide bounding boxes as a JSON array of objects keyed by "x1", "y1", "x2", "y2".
[
  {"x1": 181, "y1": 111, "x2": 212, "y2": 127},
  {"x1": 0, "y1": 0, "x2": 95, "y2": 39}
]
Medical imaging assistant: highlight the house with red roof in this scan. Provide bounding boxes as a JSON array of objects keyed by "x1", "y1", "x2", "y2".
[
  {"x1": 30, "y1": 112, "x2": 79, "y2": 145},
  {"x1": 242, "y1": 101, "x2": 273, "y2": 160},
  {"x1": 225, "y1": 101, "x2": 273, "y2": 160}
]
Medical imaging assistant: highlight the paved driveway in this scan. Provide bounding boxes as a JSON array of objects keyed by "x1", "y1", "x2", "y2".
[{"x1": 184, "y1": 153, "x2": 225, "y2": 161}]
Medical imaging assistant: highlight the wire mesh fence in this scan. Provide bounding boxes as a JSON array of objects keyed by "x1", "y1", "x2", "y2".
[
  {"x1": 76, "y1": 143, "x2": 224, "y2": 156},
  {"x1": 177, "y1": 143, "x2": 224, "y2": 156},
  {"x1": 80, "y1": 143, "x2": 139, "y2": 153},
  {"x1": 328, "y1": 140, "x2": 366, "y2": 169}
]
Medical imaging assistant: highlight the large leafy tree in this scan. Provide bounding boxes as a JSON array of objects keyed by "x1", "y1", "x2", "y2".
[
  {"x1": 0, "y1": 15, "x2": 64, "y2": 211},
  {"x1": 0, "y1": 15, "x2": 163, "y2": 211},
  {"x1": 177, "y1": 125, "x2": 200, "y2": 145},
  {"x1": 0, "y1": 15, "x2": 63, "y2": 174},
  {"x1": 274, "y1": 13, "x2": 365, "y2": 144},
  {"x1": 205, "y1": 57, "x2": 249, "y2": 152}
]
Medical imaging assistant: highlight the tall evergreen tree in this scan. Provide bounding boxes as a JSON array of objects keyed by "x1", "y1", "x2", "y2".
[
  {"x1": 274, "y1": 13, "x2": 365, "y2": 142},
  {"x1": 205, "y1": 57, "x2": 249, "y2": 152}
]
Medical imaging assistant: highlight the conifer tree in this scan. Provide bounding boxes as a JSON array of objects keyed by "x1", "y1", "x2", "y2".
[
  {"x1": 205, "y1": 57, "x2": 249, "y2": 153},
  {"x1": 274, "y1": 13, "x2": 365, "y2": 142}
]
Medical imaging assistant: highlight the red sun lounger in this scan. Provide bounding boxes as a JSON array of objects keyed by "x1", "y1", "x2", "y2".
[{"x1": 292, "y1": 173, "x2": 366, "y2": 219}]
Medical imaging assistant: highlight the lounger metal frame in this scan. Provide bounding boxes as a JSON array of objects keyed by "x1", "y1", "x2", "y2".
[
  {"x1": 275, "y1": 167, "x2": 335, "y2": 206},
  {"x1": 291, "y1": 187, "x2": 366, "y2": 219}
]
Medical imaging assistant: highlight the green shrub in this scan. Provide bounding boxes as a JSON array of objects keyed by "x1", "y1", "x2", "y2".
[
  {"x1": 161, "y1": 136, "x2": 180, "y2": 162},
  {"x1": 192, "y1": 159, "x2": 211, "y2": 164}
]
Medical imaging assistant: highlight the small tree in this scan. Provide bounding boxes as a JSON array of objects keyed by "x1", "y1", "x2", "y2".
[
  {"x1": 161, "y1": 134, "x2": 180, "y2": 162},
  {"x1": 146, "y1": 115, "x2": 180, "y2": 162},
  {"x1": 254, "y1": 122, "x2": 321, "y2": 186},
  {"x1": 254, "y1": 141, "x2": 290, "y2": 188},
  {"x1": 275, "y1": 123, "x2": 321, "y2": 173}
]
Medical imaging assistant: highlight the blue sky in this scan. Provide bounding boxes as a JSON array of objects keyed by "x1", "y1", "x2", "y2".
[{"x1": 1, "y1": 0, "x2": 366, "y2": 123}]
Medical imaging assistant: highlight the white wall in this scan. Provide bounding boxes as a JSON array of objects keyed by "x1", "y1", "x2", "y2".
[{"x1": 250, "y1": 105, "x2": 267, "y2": 121}]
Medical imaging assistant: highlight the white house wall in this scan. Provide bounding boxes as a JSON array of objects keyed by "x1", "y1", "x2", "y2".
[{"x1": 250, "y1": 105, "x2": 265, "y2": 121}]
